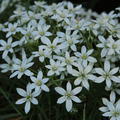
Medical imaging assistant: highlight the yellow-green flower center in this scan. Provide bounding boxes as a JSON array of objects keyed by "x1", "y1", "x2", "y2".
[
  {"x1": 103, "y1": 73, "x2": 111, "y2": 79},
  {"x1": 19, "y1": 67, "x2": 25, "y2": 72},
  {"x1": 81, "y1": 54, "x2": 87, "y2": 59},
  {"x1": 10, "y1": 27, "x2": 15, "y2": 32},
  {"x1": 65, "y1": 59, "x2": 72, "y2": 64},
  {"x1": 36, "y1": 80, "x2": 42, "y2": 86},
  {"x1": 65, "y1": 92, "x2": 72, "y2": 99},
  {"x1": 112, "y1": 44, "x2": 117, "y2": 49},
  {"x1": 67, "y1": 39, "x2": 73, "y2": 45},
  {"x1": 52, "y1": 66, "x2": 58, "y2": 71},
  {"x1": 26, "y1": 95, "x2": 32, "y2": 100},
  {"x1": 6, "y1": 45, "x2": 11, "y2": 50},
  {"x1": 50, "y1": 45, "x2": 56, "y2": 50},
  {"x1": 39, "y1": 31, "x2": 45, "y2": 36},
  {"x1": 112, "y1": 111, "x2": 120, "y2": 117}
]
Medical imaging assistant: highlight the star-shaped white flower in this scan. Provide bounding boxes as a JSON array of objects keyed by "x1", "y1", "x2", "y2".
[
  {"x1": 32, "y1": 45, "x2": 50, "y2": 62},
  {"x1": 54, "y1": 51, "x2": 77, "y2": 73},
  {"x1": 30, "y1": 71, "x2": 49, "y2": 92},
  {"x1": 3, "y1": 23, "x2": 18, "y2": 38},
  {"x1": 99, "y1": 92, "x2": 120, "y2": 120},
  {"x1": 10, "y1": 50, "x2": 34, "y2": 79},
  {"x1": 70, "y1": 62, "x2": 96, "y2": 90},
  {"x1": 33, "y1": 20, "x2": 52, "y2": 40},
  {"x1": 57, "y1": 30, "x2": 81, "y2": 51},
  {"x1": 95, "y1": 61, "x2": 120, "y2": 88},
  {"x1": 75, "y1": 46, "x2": 97, "y2": 66},
  {"x1": 97, "y1": 36, "x2": 109, "y2": 58},
  {"x1": 55, "y1": 82, "x2": 82, "y2": 112},
  {"x1": 16, "y1": 83, "x2": 40, "y2": 114},
  {"x1": 0, "y1": 38, "x2": 19, "y2": 58},
  {"x1": 46, "y1": 59, "x2": 65, "y2": 76}
]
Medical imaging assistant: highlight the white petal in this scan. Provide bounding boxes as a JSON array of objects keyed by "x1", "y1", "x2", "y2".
[
  {"x1": 2, "y1": 50, "x2": 8, "y2": 58},
  {"x1": 103, "y1": 112, "x2": 111, "y2": 117},
  {"x1": 110, "y1": 67, "x2": 119, "y2": 75},
  {"x1": 37, "y1": 71, "x2": 43, "y2": 79},
  {"x1": 84, "y1": 65, "x2": 92, "y2": 73},
  {"x1": 71, "y1": 96, "x2": 81, "y2": 103},
  {"x1": 10, "y1": 71, "x2": 19, "y2": 78},
  {"x1": 41, "y1": 37, "x2": 51, "y2": 45},
  {"x1": 25, "y1": 101, "x2": 31, "y2": 114},
  {"x1": 87, "y1": 74, "x2": 96, "y2": 81},
  {"x1": 47, "y1": 70, "x2": 54, "y2": 76},
  {"x1": 17, "y1": 72, "x2": 23, "y2": 79},
  {"x1": 31, "y1": 98, "x2": 38, "y2": 105},
  {"x1": 55, "y1": 87, "x2": 66, "y2": 95},
  {"x1": 74, "y1": 78, "x2": 82, "y2": 85},
  {"x1": 66, "y1": 99, "x2": 72, "y2": 112},
  {"x1": 116, "y1": 100, "x2": 120, "y2": 110},
  {"x1": 30, "y1": 76, "x2": 37, "y2": 82},
  {"x1": 81, "y1": 46, "x2": 86, "y2": 54},
  {"x1": 71, "y1": 45, "x2": 77, "y2": 51},
  {"x1": 82, "y1": 80, "x2": 89, "y2": 90},
  {"x1": 16, "y1": 88, "x2": 26, "y2": 97},
  {"x1": 111, "y1": 76, "x2": 120, "y2": 83},
  {"x1": 72, "y1": 87, "x2": 82, "y2": 95},
  {"x1": 104, "y1": 61, "x2": 110, "y2": 72},
  {"x1": 106, "y1": 78, "x2": 112, "y2": 88},
  {"x1": 87, "y1": 49, "x2": 93, "y2": 55},
  {"x1": 25, "y1": 70, "x2": 33, "y2": 76},
  {"x1": 102, "y1": 98, "x2": 109, "y2": 105},
  {"x1": 95, "y1": 68, "x2": 104, "y2": 75},
  {"x1": 110, "y1": 91, "x2": 116, "y2": 103},
  {"x1": 99, "y1": 107, "x2": 108, "y2": 112},
  {"x1": 41, "y1": 84, "x2": 49, "y2": 92},
  {"x1": 101, "y1": 48, "x2": 108, "y2": 57},
  {"x1": 88, "y1": 57, "x2": 97, "y2": 63},
  {"x1": 16, "y1": 98, "x2": 26, "y2": 104},
  {"x1": 42, "y1": 78, "x2": 49, "y2": 83},
  {"x1": 107, "y1": 102, "x2": 114, "y2": 111},
  {"x1": 98, "y1": 36, "x2": 106, "y2": 43},
  {"x1": 94, "y1": 76, "x2": 105, "y2": 83},
  {"x1": 57, "y1": 96, "x2": 66, "y2": 104},
  {"x1": 66, "y1": 82, "x2": 72, "y2": 92}
]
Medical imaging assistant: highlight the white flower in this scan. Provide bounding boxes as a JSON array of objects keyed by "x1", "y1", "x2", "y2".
[
  {"x1": 0, "y1": 38, "x2": 19, "y2": 58},
  {"x1": 3, "y1": 23, "x2": 18, "y2": 38},
  {"x1": 46, "y1": 59, "x2": 65, "y2": 76},
  {"x1": 67, "y1": 2, "x2": 82, "y2": 15},
  {"x1": 16, "y1": 83, "x2": 40, "y2": 114},
  {"x1": 41, "y1": 37, "x2": 64, "y2": 54},
  {"x1": 0, "y1": 55, "x2": 16, "y2": 73},
  {"x1": 51, "y1": 8, "x2": 72, "y2": 22},
  {"x1": 70, "y1": 62, "x2": 96, "y2": 90},
  {"x1": 32, "y1": 45, "x2": 50, "y2": 62},
  {"x1": 18, "y1": 23, "x2": 35, "y2": 45},
  {"x1": 75, "y1": 46, "x2": 97, "y2": 66},
  {"x1": 66, "y1": 18, "x2": 90, "y2": 31},
  {"x1": 99, "y1": 92, "x2": 120, "y2": 120},
  {"x1": 33, "y1": 20, "x2": 52, "y2": 40},
  {"x1": 95, "y1": 61, "x2": 120, "y2": 88},
  {"x1": 57, "y1": 30, "x2": 81, "y2": 51},
  {"x1": 107, "y1": 36, "x2": 120, "y2": 56},
  {"x1": 55, "y1": 82, "x2": 82, "y2": 112},
  {"x1": 10, "y1": 50, "x2": 34, "y2": 79},
  {"x1": 30, "y1": 71, "x2": 49, "y2": 92},
  {"x1": 21, "y1": 11, "x2": 40, "y2": 23},
  {"x1": 97, "y1": 36, "x2": 110, "y2": 57},
  {"x1": 94, "y1": 11, "x2": 117, "y2": 30},
  {"x1": 54, "y1": 52, "x2": 77, "y2": 73}
]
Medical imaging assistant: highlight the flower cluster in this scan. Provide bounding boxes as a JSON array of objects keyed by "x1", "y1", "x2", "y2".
[{"x1": 0, "y1": 1, "x2": 120, "y2": 119}]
